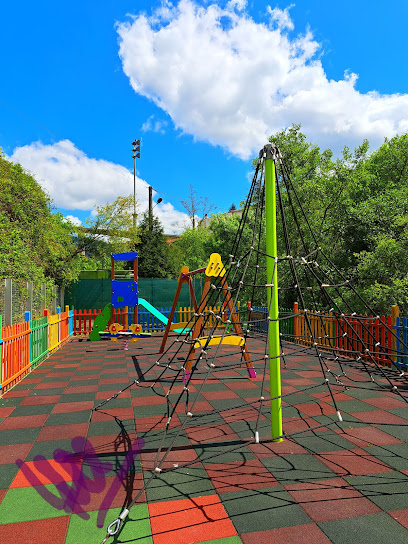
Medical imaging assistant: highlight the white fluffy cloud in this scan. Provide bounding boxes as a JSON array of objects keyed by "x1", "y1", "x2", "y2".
[
  {"x1": 142, "y1": 115, "x2": 168, "y2": 134},
  {"x1": 10, "y1": 140, "x2": 190, "y2": 234},
  {"x1": 117, "y1": 0, "x2": 408, "y2": 158}
]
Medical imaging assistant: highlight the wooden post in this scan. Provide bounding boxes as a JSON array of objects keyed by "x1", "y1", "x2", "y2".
[{"x1": 160, "y1": 267, "x2": 189, "y2": 353}]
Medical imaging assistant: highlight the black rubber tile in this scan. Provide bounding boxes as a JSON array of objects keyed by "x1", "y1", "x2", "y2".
[{"x1": 318, "y1": 512, "x2": 408, "y2": 544}]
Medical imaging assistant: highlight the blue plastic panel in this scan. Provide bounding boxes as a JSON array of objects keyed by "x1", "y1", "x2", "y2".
[
  {"x1": 112, "y1": 252, "x2": 138, "y2": 261},
  {"x1": 111, "y1": 280, "x2": 138, "y2": 307}
]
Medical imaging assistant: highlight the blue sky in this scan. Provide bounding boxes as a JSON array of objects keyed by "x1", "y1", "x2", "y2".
[{"x1": 1, "y1": 0, "x2": 407, "y2": 233}]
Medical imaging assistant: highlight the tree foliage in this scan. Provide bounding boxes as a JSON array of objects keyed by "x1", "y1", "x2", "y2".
[
  {"x1": 0, "y1": 151, "x2": 84, "y2": 288},
  {"x1": 133, "y1": 212, "x2": 172, "y2": 278}
]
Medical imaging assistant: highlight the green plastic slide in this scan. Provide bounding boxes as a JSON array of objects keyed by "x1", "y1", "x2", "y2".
[
  {"x1": 89, "y1": 303, "x2": 112, "y2": 341},
  {"x1": 138, "y1": 298, "x2": 187, "y2": 333}
]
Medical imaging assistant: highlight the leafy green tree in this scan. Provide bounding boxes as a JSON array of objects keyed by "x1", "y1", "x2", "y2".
[
  {"x1": 133, "y1": 212, "x2": 172, "y2": 278},
  {"x1": 0, "y1": 151, "x2": 84, "y2": 288}
]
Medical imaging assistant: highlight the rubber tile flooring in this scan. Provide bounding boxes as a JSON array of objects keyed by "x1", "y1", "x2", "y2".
[{"x1": 0, "y1": 335, "x2": 408, "y2": 544}]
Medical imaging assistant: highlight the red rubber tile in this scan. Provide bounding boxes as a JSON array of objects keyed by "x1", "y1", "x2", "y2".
[
  {"x1": 335, "y1": 426, "x2": 404, "y2": 447},
  {"x1": 310, "y1": 391, "x2": 353, "y2": 402},
  {"x1": 2, "y1": 390, "x2": 27, "y2": 397},
  {"x1": 221, "y1": 406, "x2": 265, "y2": 423},
  {"x1": 293, "y1": 402, "x2": 337, "y2": 417},
  {"x1": 283, "y1": 417, "x2": 323, "y2": 434},
  {"x1": 37, "y1": 423, "x2": 89, "y2": 442},
  {"x1": 0, "y1": 414, "x2": 48, "y2": 430},
  {"x1": 389, "y1": 508, "x2": 408, "y2": 530},
  {"x1": 52, "y1": 401, "x2": 94, "y2": 414},
  {"x1": 0, "y1": 443, "x2": 33, "y2": 465},
  {"x1": 185, "y1": 424, "x2": 240, "y2": 444},
  {"x1": 0, "y1": 407, "x2": 15, "y2": 418},
  {"x1": 46, "y1": 372, "x2": 76, "y2": 378},
  {"x1": 95, "y1": 390, "x2": 131, "y2": 400},
  {"x1": 362, "y1": 396, "x2": 408, "y2": 410},
  {"x1": 70, "y1": 374, "x2": 100, "y2": 381},
  {"x1": 205, "y1": 460, "x2": 279, "y2": 493},
  {"x1": 99, "y1": 377, "x2": 130, "y2": 384},
  {"x1": 0, "y1": 516, "x2": 70, "y2": 544},
  {"x1": 350, "y1": 410, "x2": 408, "y2": 424},
  {"x1": 135, "y1": 415, "x2": 180, "y2": 432},
  {"x1": 285, "y1": 478, "x2": 381, "y2": 522},
  {"x1": 241, "y1": 523, "x2": 332, "y2": 544},
  {"x1": 132, "y1": 395, "x2": 165, "y2": 407},
  {"x1": 148, "y1": 494, "x2": 237, "y2": 544},
  {"x1": 284, "y1": 378, "x2": 317, "y2": 386},
  {"x1": 227, "y1": 381, "x2": 259, "y2": 390},
  {"x1": 21, "y1": 395, "x2": 61, "y2": 406},
  {"x1": 317, "y1": 448, "x2": 394, "y2": 476},
  {"x1": 21, "y1": 378, "x2": 43, "y2": 384}
]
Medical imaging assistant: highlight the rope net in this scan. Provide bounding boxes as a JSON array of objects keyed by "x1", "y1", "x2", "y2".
[{"x1": 93, "y1": 145, "x2": 408, "y2": 543}]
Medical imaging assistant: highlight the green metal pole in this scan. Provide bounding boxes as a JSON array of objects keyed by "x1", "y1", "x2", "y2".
[{"x1": 264, "y1": 144, "x2": 283, "y2": 442}]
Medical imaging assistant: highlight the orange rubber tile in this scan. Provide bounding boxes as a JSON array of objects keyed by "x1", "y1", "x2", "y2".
[
  {"x1": 11, "y1": 457, "x2": 82, "y2": 488},
  {"x1": 148, "y1": 494, "x2": 237, "y2": 544}
]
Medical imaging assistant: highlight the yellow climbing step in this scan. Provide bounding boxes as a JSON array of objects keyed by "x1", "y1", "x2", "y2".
[{"x1": 193, "y1": 335, "x2": 245, "y2": 349}]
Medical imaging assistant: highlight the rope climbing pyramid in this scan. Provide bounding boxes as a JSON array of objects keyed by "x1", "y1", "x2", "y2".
[{"x1": 94, "y1": 144, "x2": 408, "y2": 543}]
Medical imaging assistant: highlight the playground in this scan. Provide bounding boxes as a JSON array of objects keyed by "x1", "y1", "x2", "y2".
[
  {"x1": 1, "y1": 334, "x2": 408, "y2": 544},
  {"x1": 1, "y1": 145, "x2": 408, "y2": 543}
]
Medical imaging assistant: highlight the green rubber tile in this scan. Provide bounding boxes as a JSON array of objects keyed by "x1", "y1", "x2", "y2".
[
  {"x1": 318, "y1": 512, "x2": 408, "y2": 544},
  {"x1": 0, "y1": 397, "x2": 24, "y2": 406},
  {"x1": 209, "y1": 399, "x2": 246, "y2": 411},
  {"x1": 68, "y1": 379, "x2": 100, "y2": 386},
  {"x1": 133, "y1": 404, "x2": 167, "y2": 417},
  {"x1": 45, "y1": 410, "x2": 92, "y2": 426},
  {"x1": 130, "y1": 387, "x2": 161, "y2": 397},
  {"x1": 0, "y1": 463, "x2": 19, "y2": 489},
  {"x1": 29, "y1": 388, "x2": 66, "y2": 396},
  {"x1": 0, "y1": 427, "x2": 40, "y2": 446},
  {"x1": 88, "y1": 420, "x2": 134, "y2": 437},
  {"x1": 9, "y1": 403, "x2": 55, "y2": 417},
  {"x1": 261, "y1": 453, "x2": 336, "y2": 483},
  {"x1": 25, "y1": 438, "x2": 80, "y2": 461},
  {"x1": 377, "y1": 424, "x2": 408, "y2": 442},
  {"x1": 200, "y1": 383, "x2": 231, "y2": 391},
  {"x1": 344, "y1": 389, "x2": 383, "y2": 400},
  {"x1": 230, "y1": 389, "x2": 261, "y2": 399},
  {"x1": 183, "y1": 413, "x2": 226, "y2": 428},
  {"x1": 59, "y1": 393, "x2": 97, "y2": 403},
  {"x1": 292, "y1": 432, "x2": 355, "y2": 453},
  {"x1": 334, "y1": 400, "x2": 379, "y2": 413},
  {"x1": 195, "y1": 537, "x2": 243, "y2": 544},
  {"x1": 220, "y1": 486, "x2": 312, "y2": 533},
  {"x1": 93, "y1": 397, "x2": 132, "y2": 408},
  {"x1": 194, "y1": 443, "x2": 256, "y2": 465},
  {"x1": 144, "y1": 467, "x2": 215, "y2": 503},
  {"x1": 283, "y1": 393, "x2": 320, "y2": 405},
  {"x1": 361, "y1": 444, "x2": 408, "y2": 471},
  {"x1": 65, "y1": 505, "x2": 152, "y2": 544},
  {"x1": 348, "y1": 472, "x2": 408, "y2": 511},
  {"x1": 0, "y1": 486, "x2": 70, "y2": 523},
  {"x1": 0, "y1": 418, "x2": 3, "y2": 425},
  {"x1": 388, "y1": 407, "x2": 408, "y2": 418}
]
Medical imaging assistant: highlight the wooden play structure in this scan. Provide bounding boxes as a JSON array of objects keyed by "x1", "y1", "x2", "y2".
[{"x1": 160, "y1": 253, "x2": 256, "y2": 379}]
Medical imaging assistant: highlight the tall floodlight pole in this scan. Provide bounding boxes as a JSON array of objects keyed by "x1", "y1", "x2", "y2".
[
  {"x1": 263, "y1": 144, "x2": 283, "y2": 442},
  {"x1": 132, "y1": 139, "x2": 141, "y2": 228}
]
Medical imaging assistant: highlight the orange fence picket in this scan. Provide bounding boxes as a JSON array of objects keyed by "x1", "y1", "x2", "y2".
[{"x1": 0, "y1": 321, "x2": 31, "y2": 392}]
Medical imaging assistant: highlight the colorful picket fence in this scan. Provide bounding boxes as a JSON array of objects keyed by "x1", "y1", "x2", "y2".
[
  {"x1": 73, "y1": 303, "x2": 242, "y2": 335},
  {"x1": 0, "y1": 306, "x2": 74, "y2": 394}
]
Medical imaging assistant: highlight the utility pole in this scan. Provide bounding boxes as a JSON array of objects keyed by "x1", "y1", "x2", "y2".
[
  {"x1": 132, "y1": 139, "x2": 141, "y2": 228},
  {"x1": 148, "y1": 185, "x2": 153, "y2": 230}
]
